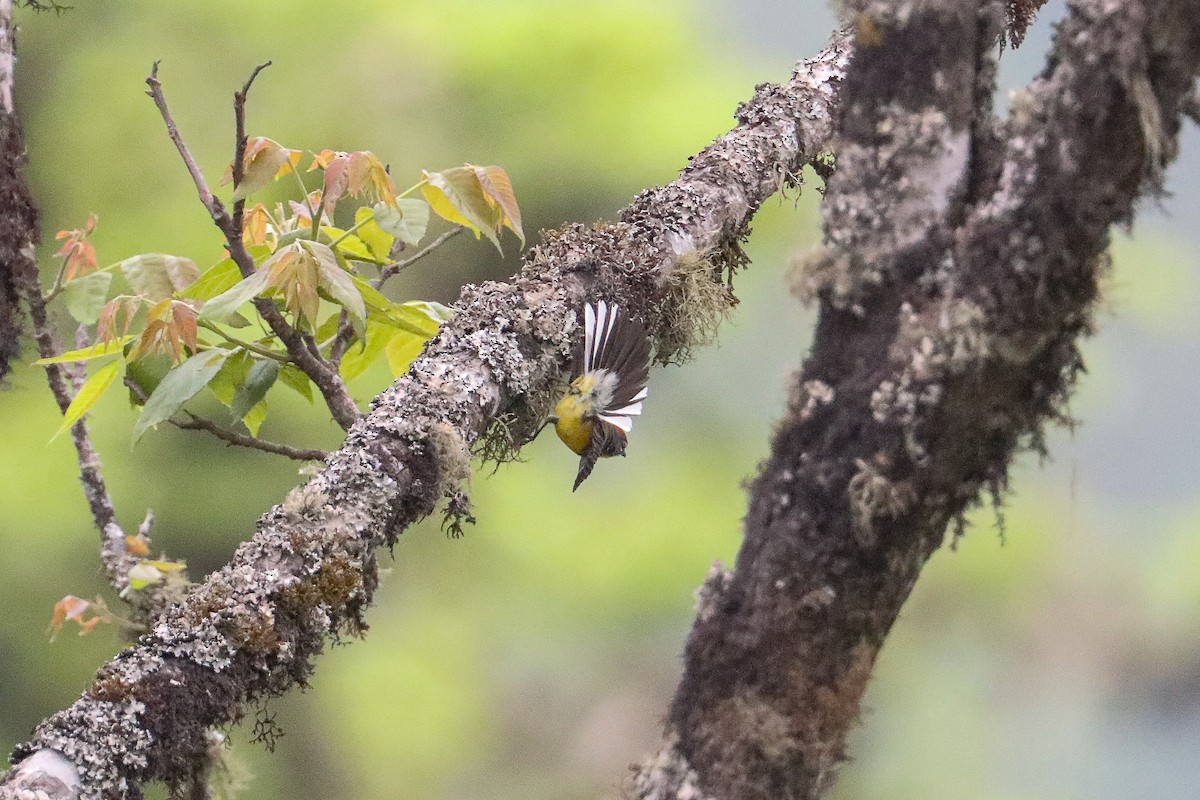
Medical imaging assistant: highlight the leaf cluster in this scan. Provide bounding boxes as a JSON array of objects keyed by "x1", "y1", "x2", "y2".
[{"x1": 37, "y1": 136, "x2": 523, "y2": 450}]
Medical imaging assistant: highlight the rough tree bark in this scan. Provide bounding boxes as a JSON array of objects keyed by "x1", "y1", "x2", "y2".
[{"x1": 2, "y1": 1, "x2": 1198, "y2": 799}]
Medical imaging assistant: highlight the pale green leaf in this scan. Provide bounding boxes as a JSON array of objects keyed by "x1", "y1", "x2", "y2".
[
  {"x1": 198, "y1": 269, "x2": 271, "y2": 324},
  {"x1": 340, "y1": 320, "x2": 392, "y2": 382},
  {"x1": 305, "y1": 240, "x2": 366, "y2": 329},
  {"x1": 51, "y1": 360, "x2": 122, "y2": 442},
  {"x1": 132, "y1": 350, "x2": 229, "y2": 444},
  {"x1": 350, "y1": 278, "x2": 440, "y2": 337},
  {"x1": 181, "y1": 258, "x2": 242, "y2": 302},
  {"x1": 36, "y1": 337, "x2": 133, "y2": 364},
  {"x1": 385, "y1": 330, "x2": 427, "y2": 377},
  {"x1": 354, "y1": 206, "x2": 394, "y2": 260},
  {"x1": 335, "y1": 234, "x2": 377, "y2": 263},
  {"x1": 373, "y1": 198, "x2": 430, "y2": 247},
  {"x1": 404, "y1": 300, "x2": 455, "y2": 324},
  {"x1": 322, "y1": 226, "x2": 378, "y2": 263},
  {"x1": 119, "y1": 254, "x2": 200, "y2": 302},
  {"x1": 60, "y1": 272, "x2": 113, "y2": 324}
]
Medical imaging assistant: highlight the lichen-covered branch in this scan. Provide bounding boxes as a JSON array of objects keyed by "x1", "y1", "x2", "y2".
[
  {"x1": 144, "y1": 64, "x2": 362, "y2": 432},
  {"x1": 0, "y1": 0, "x2": 17, "y2": 382},
  {"x1": 629, "y1": 1, "x2": 1200, "y2": 799},
  {"x1": 0, "y1": 31, "x2": 854, "y2": 800}
]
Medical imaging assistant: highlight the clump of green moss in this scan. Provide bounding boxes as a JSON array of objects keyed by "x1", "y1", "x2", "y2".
[{"x1": 654, "y1": 245, "x2": 739, "y2": 365}]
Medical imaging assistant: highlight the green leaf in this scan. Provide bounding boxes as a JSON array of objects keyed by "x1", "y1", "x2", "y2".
[
  {"x1": 405, "y1": 300, "x2": 455, "y2": 325},
  {"x1": 354, "y1": 206, "x2": 395, "y2": 260},
  {"x1": 304, "y1": 240, "x2": 366, "y2": 332},
  {"x1": 350, "y1": 275, "x2": 395, "y2": 313},
  {"x1": 373, "y1": 198, "x2": 430, "y2": 247},
  {"x1": 230, "y1": 359, "x2": 279, "y2": 422},
  {"x1": 36, "y1": 337, "x2": 134, "y2": 364},
  {"x1": 119, "y1": 254, "x2": 200, "y2": 302},
  {"x1": 348, "y1": 277, "x2": 441, "y2": 338},
  {"x1": 393, "y1": 302, "x2": 444, "y2": 337},
  {"x1": 198, "y1": 268, "x2": 271, "y2": 324},
  {"x1": 132, "y1": 350, "x2": 229, "y2": 445},
  {"x1": 322, "y1": 226, "x2": 378, "y2": 264},
  {"x1": 277, "y1": 364, "x2": 314, "y2": 402},
  {"x1": 181, "y1": 258, "x2": 242, "y2": 302},
  {"x1": 340, "y1": 320, "x2": 393, "y2": 382},
  {"x1": 385, "y1": 330, "x2": 427, "y2": 377},
  {"x1": 126, "y1": 354, "x2": 172, "y2": 405},
  {"x1": 243, "y1": 399, "x2": 267, "y2": 436},
  {"x1": 60, "y1": 272, "x2": 113, "y2": 324},
  {"x1": 207, "y1": 349, "x2": 251, "y2": 406},
  {"x1": 51, "y1": 360, "x2": 122, "y2": 442}
]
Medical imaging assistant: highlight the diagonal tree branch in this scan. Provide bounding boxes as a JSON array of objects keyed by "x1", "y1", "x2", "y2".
[{"x1": 0, "y1": 30, "x2": 854, "y2": 800}]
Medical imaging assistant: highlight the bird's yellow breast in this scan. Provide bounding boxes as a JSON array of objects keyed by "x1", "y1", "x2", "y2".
[{"x1": 554, "y1": 373, "x2": 599, "y2": 455}]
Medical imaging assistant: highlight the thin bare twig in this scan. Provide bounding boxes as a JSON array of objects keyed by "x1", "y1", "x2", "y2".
[
  {"x1": 376, "y1": 225, "x2": 464, "y2": 288},
  {"x1": 16, "y1": 265, "x2": 135, "y2": 589},
  {"x1": 123, "y1": 376, "x2": 326, "y2": 462},
  {"x1": 327, "y1": 309, "x2": 353, "y2": 366},
  {"x1": 177, "y1": 413, "x2": 328, "y2": 462},
  {"x1": 327, "y1": 226, "x2": 466, "y2": 366},
  {"x1": 145, "y1": 62, "x2": 215, "y2": 212},
  {"x1": 230, "y1": 61, "x2": 271, "y2": 238},
  {"x1": 144, "y1": 63, "x2": 361, "y2": 430}
]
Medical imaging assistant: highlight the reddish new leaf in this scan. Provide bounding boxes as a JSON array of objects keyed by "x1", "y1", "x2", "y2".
[
  {"x1": 471, "y1": 165, "x2": 524, "y2": 244},
  {"x1": 54, "y1": 214, "x2": 100, "y2": 280},
  {"x1": 243, "y1": 203, "x2": 276, "y2": 248}
]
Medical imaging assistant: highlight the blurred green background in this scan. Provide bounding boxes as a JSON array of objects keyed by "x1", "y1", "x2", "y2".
[{"x1": 2, "y1": 1, "x2": 1199, "y2": 798}]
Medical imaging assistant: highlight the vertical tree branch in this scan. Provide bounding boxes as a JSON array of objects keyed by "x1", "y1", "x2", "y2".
[
  {"x1": 631, "y1": 1, "x2": 1200, "y2": 799},
  {"x1": 0, "y1": 0, "x2": 137, "y2": 593}
]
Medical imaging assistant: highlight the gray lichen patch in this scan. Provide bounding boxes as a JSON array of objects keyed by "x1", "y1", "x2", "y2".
[
  {"x1": 847, "y1": 455, "x2": 917, "y2": 546},
  {"x1": 626, "y1": 733, "x2": 710, "y2": 800},
  {"x1": 794, "y1": 107, "x2": 967, "y2": 311}
]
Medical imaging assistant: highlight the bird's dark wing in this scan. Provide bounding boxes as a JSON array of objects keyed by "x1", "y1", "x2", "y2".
[{"x1": 585, "y1": 302, "x2": 650, "y2": 409}]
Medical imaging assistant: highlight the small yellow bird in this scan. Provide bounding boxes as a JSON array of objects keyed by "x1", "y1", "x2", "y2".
[{"x1": 553, "y1": 301, "x2": 651, "y2": 490}]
